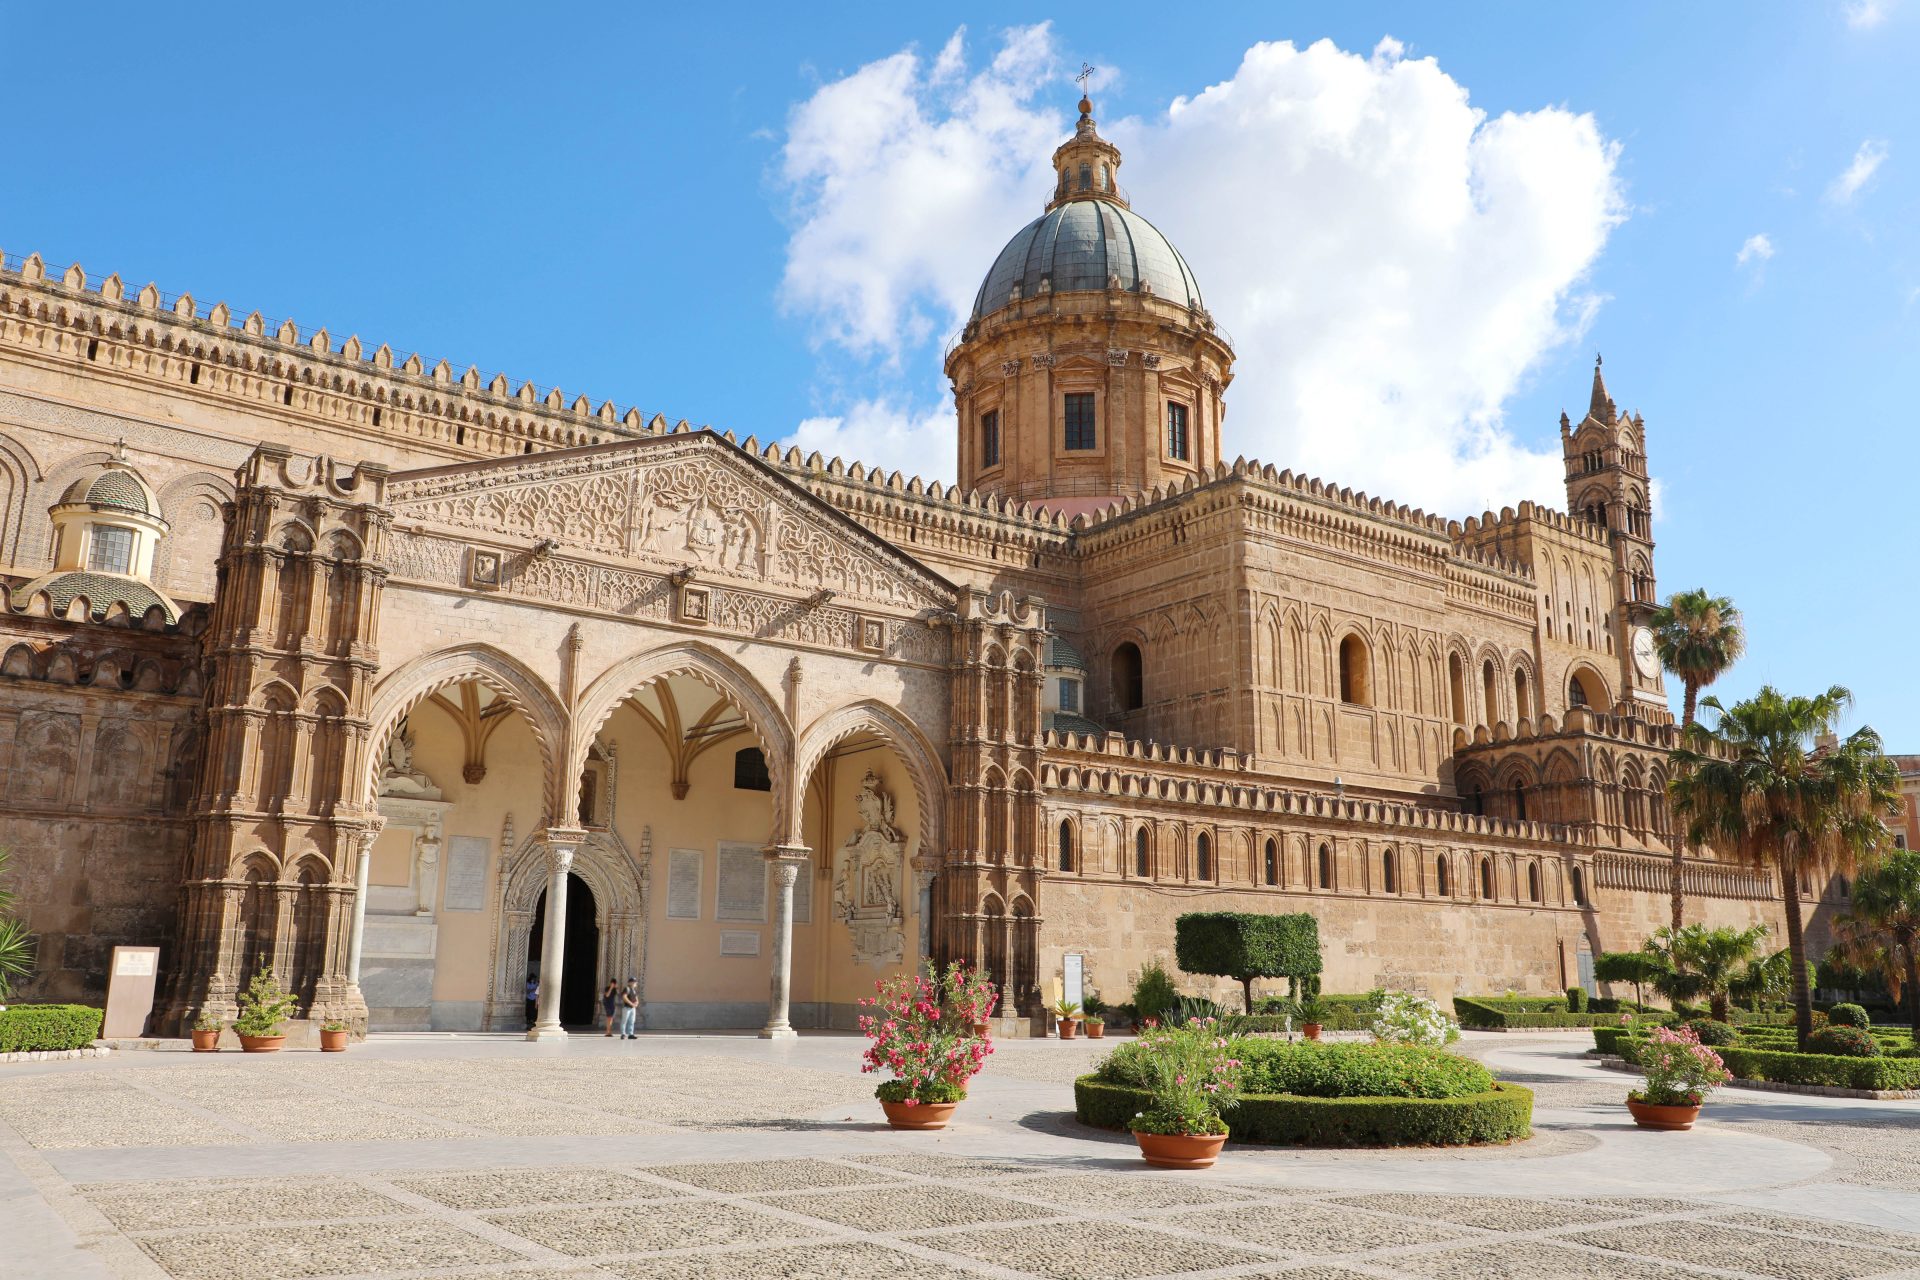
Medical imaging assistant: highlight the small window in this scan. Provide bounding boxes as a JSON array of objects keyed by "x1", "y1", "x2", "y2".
[
  {"x1": 1527, "y1": 863, "x2": 1542, "y2": 902},
  {"x1": 733, "y1": 747, "x2": 771, "y2": 791},
  {"x1": 1513, "y1": 783, "x2": 1528, "y2": 821},
  {"x1": 1058, "y1": 820, "x2": 1074, "y2": 872},
  {"x1": 1264, "y1": 838, "x2": 1278, "y2": 886},
  {"x1": 1483, "y1": 660, "x2": 1498, "y2": 723},
  {"x1": 88, "y1": 525, "x2": 134, "y2": 574},
  {"x1": 1480, "y1": 858, "x2": 1495, "y2": 899},
  {"x1": 1572, "y1": 866, "x2": 1587, "y2": 907},
  {"x1": 1317, "y1": 843, "x2": 1333, "y2": 889},
  {"x1": 1057, "y1": 677, "x2": 1081, "y2": 715},
  {"x1": 1448, "y1": 653, "x2": 1466, "y2": 725},
  {"x1": 1338, "y1": 635, "x2": 1370, "y2": 705},
  {"x1": 1196, "y1": 832, "x2": 1212, "y2": 881},
  {"x1": 1063, "y1": 393, "x2": 1097, "y2": 451},
  {"x1": 1436, "y1": 856, "x2": 1451, "y2": 896},
  {"x1": 1134, "y1": 827, "x2": 1150, "y2": 878},
  {"x1": 1382, "y1": 849, "x2": 1396, "y2": 894},
  {"x1": 1112, "y1": 642, "x2": 1143, "y2": 711},
  {"x1": 981, "y1": 409, "x2": 1000, "y2": 468},
  {"x1": 1078, "y1": 163, "x2": 1091, "y2": 191},
  {"x1": 1166, "y1": 402, "x2": 1189, "y2": 461}
]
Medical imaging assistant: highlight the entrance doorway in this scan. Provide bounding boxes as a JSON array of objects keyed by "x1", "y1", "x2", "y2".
[{"x1": 529, "y1": 873, "x2": 600, "y2": 1027}]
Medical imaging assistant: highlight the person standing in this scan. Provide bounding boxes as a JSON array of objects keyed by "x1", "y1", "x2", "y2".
[
  {"x1": 620, "y1": 978, "x2": 639, "y2": 1039},
  {"x1": 600, "y1": 981, "x2": 619, "y2": 1036},
  {"x1": 524, "y1": 975, "x2": 538, "y2": 1027}
]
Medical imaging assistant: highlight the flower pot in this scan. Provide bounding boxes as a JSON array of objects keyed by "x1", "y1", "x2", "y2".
[
  {"x1": 1057, "y1": 1019, "x2": 1078, "y2": 1040},
  {"x1": 1132, "y1": 1129, "x2": 1228, "y2": 1170},
  {"x1": 1302, "y1": 1022, "x2": 1323, "y2": 1041},
  {"x1": 972, "y1": 1021, "x2": 990, "y2": 1036},
  {"x1": 1084, "y1": 1023, "x2": 1105, "y2": 1039},
  {"x1": 237, "y1": 1034, "x2": 286, "y2": 1053},
  {"x1": 1626, "y1": 1098, "x2": 1700, "y2": 1131},
  {"x1": 880, "y1": 1100, "x2": 958, "y2": 1130},
  {"x1": 319, "y1": 1029, "x2": 350, "y2": 1052},
  {"x1": 190, "y1": 1029, "x2": 220, "y2": 1052}
]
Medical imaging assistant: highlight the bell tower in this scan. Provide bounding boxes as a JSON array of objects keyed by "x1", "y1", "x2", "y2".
[
  {"x1": 945, "y1": 95, "x2": 1234, "y2": 514},
  {"x1": 1562, "y1": 356, "x2": 1665, "y2": 713}
]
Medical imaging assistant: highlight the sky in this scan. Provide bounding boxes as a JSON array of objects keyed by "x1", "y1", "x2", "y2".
[{"x1": 3, "y1": 3, "x2": 1916, "y2": 742}]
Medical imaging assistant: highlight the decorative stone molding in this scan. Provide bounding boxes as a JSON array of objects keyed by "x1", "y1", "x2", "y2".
[
  {"x1": 1001, "y1": 359, "x2": 1022, "y2": 377},
  {"x1": 1030, "y1": 353, "x2": 1056, "y2": 369}
]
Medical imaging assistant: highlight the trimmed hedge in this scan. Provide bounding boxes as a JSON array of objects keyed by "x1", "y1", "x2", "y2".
[
  {"x1": 1454, "y1": 998, "x2": 1616, "y2": 1029},
  {"x1": 1074, "y1": 1075, "x2": 1532, "y2": 1147},
  {"x1": 1175, "y1": 912, "x2": 1321, "y2": 1013},
  {"x1": 1719, "y1": 1045, "x2": 1920, "y2": 1091},
  {"x1": 1097, "y1": 1036, "x2": 1492, "y2": 1101},
  {"x1": 0, "y1": 1004, "x2": 104, "y2": 1052}
]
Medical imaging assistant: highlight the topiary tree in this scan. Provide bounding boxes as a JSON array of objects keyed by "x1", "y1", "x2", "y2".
[
  {"x1": 1174, "y1": 912, "x2": 1321, "y2": 1014},
  {"x1": 1806, "y1": 1024, "x2": 1879, "y2": 1057},
  {"x1": 1594, "y1": 949, "x2": 1669, "y2": 1009},
  {"x1": 1826, "y1": 1001, "x2": 1870, "y2": 1029}
]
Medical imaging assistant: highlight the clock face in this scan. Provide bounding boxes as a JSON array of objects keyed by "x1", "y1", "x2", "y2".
[{"x1": 1632, "y1": 627, "x2": 1659, "y2": 680}]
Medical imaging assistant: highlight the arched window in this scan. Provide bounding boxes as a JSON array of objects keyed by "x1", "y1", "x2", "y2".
[
  {"x1": 733, "y1": 747, "x2": 771, "y2": 791},
  {"x1": 1448, "y1": 653, "x2": 1466, "y2": 725},
  {"x1": 1512, "y1": 782, "x2": 1527, "y2": 822},
  {"x1": 1112, "y1": 642, "x2": 1144, "y2": 711},
  {"x1": 1480, "y1": 857, "x2": 1494, "y2": 899},
  {"x1": 1482, "y1": 660, "x2": 1498, "y2": 724},
  {"x1": 1514, "y1": 668, "x2": 1531, "y2": 723},
  {"x1": 1527, "y1": 863, "x2": 1542, "y2": 902},
  {"x1": 1568, "y1": 669, "x2": 1604, "y2": 711},
  {"x1": 1057, "y1": 819, "x2": 1074, "y2": 872},
  {"x1": 1195, "y1": 832, "x2": 1212, "y2": 881},
  {"x1": 1317, "y1": 843, "x2": 1333, "y2": 889},
  {"x1": 1135, "y1": 827, "x2": 1150, "y2": 878},
  {"x1": 1264, "y1": 838, "x2": 1278, "y2": 886},
  {"x1": 1572, "y1": 865, "x2": 1587, "y2": 907},
  {"x1": 1338, "y1": 635, "x2": 1371, "y2": 705},
  {"x1": 1381, "y1": 848, "x2": 1396, "y2": 894},
  {"x1": 1436, "y1": 855, "x2": 1451, "y2": 896},
  {"x1": 1462, "y1": 783, "x2": 1483, "y2": 817},
  {"x1": 1078, "y1": 163, "x2": 1091, "y2": 191}
]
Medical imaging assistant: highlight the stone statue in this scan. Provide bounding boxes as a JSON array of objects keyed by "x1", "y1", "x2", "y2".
[
  {"x1": 833, "y1": 769, "x2": 907, "y2": 968},
  {"x1": 852, "y1": 768, "x2": 900, "y2": 841},
  {"x1": 379, "y1": 719, "x2": 441, "y2": 799}
]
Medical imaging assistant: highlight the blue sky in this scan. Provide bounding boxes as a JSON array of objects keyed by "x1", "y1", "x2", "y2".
[{"x1": 5, "y1": 3, "x2": 1916, "y2": 742}]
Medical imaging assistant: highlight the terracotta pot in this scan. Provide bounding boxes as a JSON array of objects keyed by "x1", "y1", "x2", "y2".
[
  {"x1": 319, "y1": 1029, "x2": 350, "y2": 1052},
  {"x1": 1132, "y1": 1129, "x2": 1228, "y2": 1169},
  {"x1": 1626, "y1": 1098, "x2": 1701, "y2": 1131},
  {"x1": 1057, "y1": 1020, "x2": 1077, "y2": 1040},
  {"x1": 1302, "y1": 1023, "x2": 1323, "y2": 1041},
  {"x1": 190, "y1": 1029, "x2": 220, "y2": 1052},
  {"x1": 1084, "y1": 1022, "x2": 1105, "y2": 1039},
  {"x1": 973, "y1": 1021, "x2": 990, "y2": 1037},
  {"x1": 880, "y1": 1100, "x2": 958, "y2": 1130},
  {"x1": 237, "y1": 1034, "x2": 286, "y2": 1053}
]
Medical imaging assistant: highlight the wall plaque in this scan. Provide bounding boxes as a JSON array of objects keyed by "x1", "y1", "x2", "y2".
[
  {"x1": 719, "y1": 930, "x2": 761, "y2": 957},
  {"x1": 441, "y1": 836, "x2": 490, "y2": 912},
  {"x1": 716, "y1": 841, "x2": 767, "y2": 922},
  {"x1": 667, "y1": 848, "x2": 702, "y2": 919}
]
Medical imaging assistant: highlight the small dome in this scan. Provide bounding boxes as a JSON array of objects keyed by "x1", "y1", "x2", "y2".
[
  {"x1": 24, "y1": 571, "x2": 178, "y2": 623},
  {"x1": 971, "y1": 201, "x2": 1204, "y2": 324},
  {"x1": 60, "y1": 465, "x2": 160, "y2": 518}
]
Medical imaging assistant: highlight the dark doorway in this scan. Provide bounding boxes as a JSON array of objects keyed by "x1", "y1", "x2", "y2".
[{"x1": 529, "y1": 873, "x2": 600, "y2": 1027}]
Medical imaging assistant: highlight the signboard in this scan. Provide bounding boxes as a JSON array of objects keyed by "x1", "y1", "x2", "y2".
[
  {"x1": 719, "y1": 930, "x2": 761, "y2": 957},
  {"x1": 1062, "y1": 953, "x2": 1084, "y2": 1010},
  {"x1": 716, "y1": 842, "x2": 767, "y2": 922},
  {"x1": 103, "y1": 946, "x2": 161, "y2": 1039}
]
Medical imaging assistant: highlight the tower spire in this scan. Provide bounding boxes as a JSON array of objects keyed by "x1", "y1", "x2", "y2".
[{"x1": 1588, "y1": 352, "x2": 1614, "y2": 423}]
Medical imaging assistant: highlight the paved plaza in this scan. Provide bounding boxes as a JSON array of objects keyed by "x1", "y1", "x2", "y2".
[{"x1": 2, "y1": 1032, "x2": 1917, "y2": 1280}]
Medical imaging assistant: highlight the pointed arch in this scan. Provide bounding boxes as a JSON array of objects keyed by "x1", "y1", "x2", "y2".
[{"x1": 795, "y1": 698, "x2": 947, "y2": 861}]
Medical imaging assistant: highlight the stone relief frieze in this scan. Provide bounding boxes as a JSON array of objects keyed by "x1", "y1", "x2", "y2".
[{"x1": 832, "y1": 769, "x2": 906, "y2": 968}]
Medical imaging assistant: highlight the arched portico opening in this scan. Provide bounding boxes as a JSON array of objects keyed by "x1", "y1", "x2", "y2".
[{"x1": 529, "y1": 873, "x2": 599, "y2": 1026}]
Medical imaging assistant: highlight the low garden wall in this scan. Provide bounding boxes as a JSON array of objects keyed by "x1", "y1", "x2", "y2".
[{"x1": 1074, "y1": 1076, "x2": 1533, "y2": 1147}]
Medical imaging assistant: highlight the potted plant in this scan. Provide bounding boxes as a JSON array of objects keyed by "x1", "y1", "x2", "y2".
[
  {"x1": 1627, "y1": 1024, "x2": 1730, "y2": 1130},
  {"x1": 190, "y1": 1010, "x2": 221, "y2": 1052},
  {"x1": 1298, "y1": 995, "x2": 1325, "y2": 1041},
  {"x1": 1053, "y1": 998, "x2": 1082, "y2": 1040},
  {"x1": 319, "y1": 1019, "x2": 350, "y2": 1052},
  {"x1": 232, "y1": 971, "x2": 296, "y2": 1053},
  {"x1": 1127, "y1": 1017, "x2": 1244, "y2": 1169},
  {"x1": 1084, "y1": 1014, "x2": 1106, "y2": 1039},
  {"x1": 858, "y1": 960, "x2": 996, "y2": 1130}
]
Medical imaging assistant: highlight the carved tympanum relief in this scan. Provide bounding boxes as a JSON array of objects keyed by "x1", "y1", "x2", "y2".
[{"x1": 832, "y1": 769, "x2": 907, "y2": 968}]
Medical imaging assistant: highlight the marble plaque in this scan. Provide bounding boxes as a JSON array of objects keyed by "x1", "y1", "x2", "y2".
[
  {"x1": 716, "y1": 842, "x2": 766, "y2": 922},
  {"x1": 667, "y1": 848, "x2": 702, "y2": 919},
  {"x1": 719, "y1": 930, "x2": 761, "y2": 957},
  {"x1": 442, "y1": 836, "x2": 490, "y2": 912}
]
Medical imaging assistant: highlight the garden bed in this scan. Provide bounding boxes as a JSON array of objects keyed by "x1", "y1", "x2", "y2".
[
  {"x1": 1074, "y1": 1075, "x2": 1533, "y2": 1146},
  {"x1": 1591, "y1": 1055, "x2": 1918, "y2": 1101},
  {"x1": 1595, "y1": 1027, "x2": 1920, "y2": 1095}
]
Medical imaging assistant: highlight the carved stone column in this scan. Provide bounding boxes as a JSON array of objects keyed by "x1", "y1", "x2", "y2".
[
  {"x1": 528, "y1": 827, "x2": 587, "y2": 1041},
  {"x1": 344, "y1": 819, "x2": 385, "y2": 991},
  {"x1": 761, "y1": 844, "x2": 811, "y2": 1039}
]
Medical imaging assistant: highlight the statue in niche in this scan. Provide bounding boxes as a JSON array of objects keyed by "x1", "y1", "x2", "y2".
[
  {"x1": 833, "y1": 769, "x2": 907, "y2": 968},
  {"x1": 379, "y1": 719, "x2": 441, "y2": 799}
]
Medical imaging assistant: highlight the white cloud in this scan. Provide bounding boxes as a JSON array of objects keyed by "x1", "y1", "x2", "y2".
[
  {"x1": 1826, "y1": 139, "x2": 1889, "y2": 204},
  {"x1": 1845, "y1": 0, "x2": 1893, "y2": 29},
  {"x1": 1736, "y1": 233, "x2": 1775, "y2": 266},
  {"x1": 776, "y1": 31, "x2": 1626, "y2": 516}
]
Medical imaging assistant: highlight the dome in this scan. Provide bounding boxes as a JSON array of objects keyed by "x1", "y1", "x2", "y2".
[
  {"x1": 59, "y1": 466, "x2": 160, "y2": 518},
  {"x1": 970, "y1": 200, "x2": 1204, "y2": 323},
  {"x1": 23, "y1": 571, "x2": 178, "y2": 623}
]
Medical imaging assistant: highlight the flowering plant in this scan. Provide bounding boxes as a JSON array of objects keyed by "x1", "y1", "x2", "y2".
[
  {"x1": 858, "y1": 961, "x2": 996, "y2": 1106},
  {"x1": 1369, "y1": 992, "x2": 1459, "y2": 1047},
  {"x1": 1125, "y1": 1017, "x2": 1244, "y2": 1136},
  {"x1": 1631, "y1": 1025, "x2": 1730, "y2": 1107}
]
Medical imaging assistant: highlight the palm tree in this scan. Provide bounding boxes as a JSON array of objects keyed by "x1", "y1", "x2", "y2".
[
  {"x1": 1831, "y1": 844, "x2": 1920, "y2": 1043},
  {"x1": 1669, "y1": 685, "x2": 1900, "y2": 1045},
  {"x1": 1652, "y1": 589, "x2": 1745, "y2": 933},
  {"x1": 1645, "y1": 922, "x2": 1769, "y2": 1022},
  {"x1": 0, "y1": 848, "x2": 35, "y2": 1002}
]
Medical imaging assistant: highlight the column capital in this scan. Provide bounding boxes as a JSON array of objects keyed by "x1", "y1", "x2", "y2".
[
  {"x1": 763, "y1": 842, "x2": 811, "y2": 864},
  {"x1": 544, "y1": 826, "x2": 587, "y2": 874}
]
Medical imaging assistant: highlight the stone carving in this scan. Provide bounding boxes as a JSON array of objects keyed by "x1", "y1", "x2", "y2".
[
  {"x1": 379, "y1": 719, "x2": 442, "y2": 799},
  {"x1": 1143, "y1": 353, "x2": 1162, "y2": 369},
  {"x1": 1030, "y1": 353, "x2": 1056, "y2": 368},
  {"x1": 832, "y1": 769, "x2": 907, "y2": 968},
  {"x1": 1000, "y1": 359, "x2": 1021, "y2": 377},
  {"x1": 1106, "y1": 348, "x2": 1129, "y2": 366}
]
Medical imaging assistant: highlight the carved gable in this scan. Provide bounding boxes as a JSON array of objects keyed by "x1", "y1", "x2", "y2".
[{"x1": 384, "y1": 433, "x2": 953, "y2": 612}]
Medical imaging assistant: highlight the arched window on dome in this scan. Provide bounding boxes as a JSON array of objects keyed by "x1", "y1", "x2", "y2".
[{"x1": 1078, "y1": 164, "x2": 1091, "y2": 192}]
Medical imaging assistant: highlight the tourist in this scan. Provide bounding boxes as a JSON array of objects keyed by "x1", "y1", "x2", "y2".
[
  {"x1": 601, "y1": 981, "x2": 619, "y2": 1036},
  {"x1": 620, "y1": 978, "x2": 639, "y2": 1039},
  {"x1": 524, "y1": 975, "x2": 538, "y2": 1026}
]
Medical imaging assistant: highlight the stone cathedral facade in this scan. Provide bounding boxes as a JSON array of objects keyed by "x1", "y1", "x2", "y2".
[{"x1": 0, "y1": 98, "x2": 1802, "y2": 1035}]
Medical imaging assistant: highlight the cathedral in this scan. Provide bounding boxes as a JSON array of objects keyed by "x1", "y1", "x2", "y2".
[{"x1": 0, "y1": 97, "x2": 1800, "y2": 1036}]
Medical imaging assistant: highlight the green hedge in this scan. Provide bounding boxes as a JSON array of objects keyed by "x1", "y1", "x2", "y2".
[
  {"x1": 1454, "y1": 998, "x2": 1615, "y2": 1029},
  {"x1": 1074, "y1": 1076, "x2": 1532, "y2": 1147},
  {"x1": 1254, "y1": 993, "x2": 1381, "y2": 1031},
  {"x1": 0, "y1": 1004, "x2": 104, "y2": 1052},
  {"x1": 1718, "y1": 1046, "x2": 1920, "y2": 1091}
]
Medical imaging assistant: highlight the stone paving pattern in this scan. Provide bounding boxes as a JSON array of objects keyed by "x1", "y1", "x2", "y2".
[{"x1": 2, "y1": 1033, "x2": 1918, "y2": 1279}]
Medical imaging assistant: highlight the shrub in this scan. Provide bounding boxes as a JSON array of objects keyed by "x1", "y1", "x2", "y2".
[
  {"x1": 0, "y1": 1004, "x2": 102, "y2": 1052},
  {"x1": 1172, "y1": 994, "x2": 1228, "y2": 1024},
  {"x1": 1371, "y1": 992, "x2": 1460, "y2": 1047},
  {"x1": 858, "y1": 960, "x2": 997, "y2": 1104},
  {"x1": 1123, "y1": 1018, "x2": 1245, "y2": 1136},
  {"x1": 1806, "y1": 1026, "x2": 1879, "y2": 1058},
  {"x1": 1075, "y1": 1076, "x2": 1532, "y2": 1146},
  {"x1": 1827, "y1": 1003, "x2": 1871, "y2": 1029},
  {"x1": 1717, "y1": 1045, "x2": 1920, "y2": 1091},
  {"x1": 1566, "y1": 986, "x2": 1588, "y2": 1012},
  {"x1": 1132, "y1": 961, "x2": 1179, "y2": 1026},
  {"x1": 1634, "y1": 1025, "x2": 1732, "y2": 1107},
  {"x1": 1174, "y1": 911, "x2": 1322, "y2": 1014},
  {"x1": 1101, "y1": 1037, "x2": 1491, "y2": 1101},
  {"x1": 231, "y1": 971, "x2": 296, "y2": 1038},
  {"x1": 1453, "y1": 997, "x2": 1616, "y2": 1029},
  {"x1": 1684, "y1": 1018, "x2": 1739, "y2": 1047}
]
